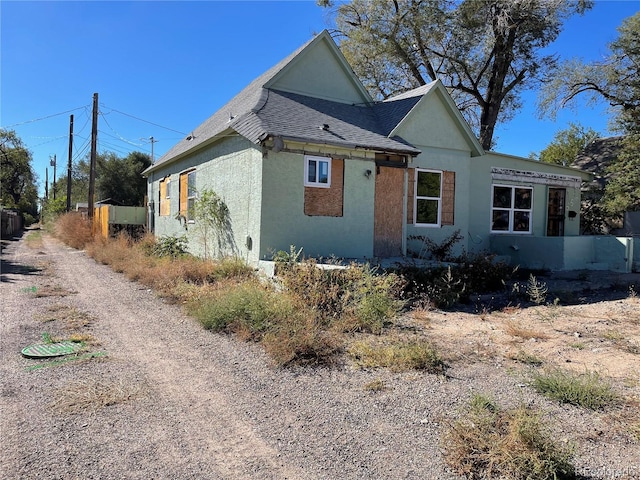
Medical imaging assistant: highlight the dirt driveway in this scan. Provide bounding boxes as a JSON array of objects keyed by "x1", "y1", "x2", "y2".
[{"x1": 1, "y1": 230, "x2": 639, "y2": 479}]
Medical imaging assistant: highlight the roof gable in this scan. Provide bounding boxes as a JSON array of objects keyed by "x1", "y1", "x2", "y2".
[
  {"x1": 264, "y1": 30, "x2": 372, "y2": 105},
  {"x1": 385, "y1": 80, "x2": 484, "y2": 157}
]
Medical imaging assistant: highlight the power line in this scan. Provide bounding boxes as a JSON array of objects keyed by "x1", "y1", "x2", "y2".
[
  {"x1": 99, "y1": 112, "x2": 144, "y2": 147},
  {"x1": 1, "y1": 106, "x2": 89, "y2": 129},
  {"x1": 100, "y1": 104, "x2": 188, "y2": 135}
]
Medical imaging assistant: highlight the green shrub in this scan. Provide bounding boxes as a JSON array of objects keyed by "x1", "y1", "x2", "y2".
[
  {"x1": 442, "y1": 395, "x2": 576, "y2": 480},
  {"x1": 530, "y1": 369, "x2": 618, "y2": 410},
  {"x1": 145, "y1": 234, "x2": 189, "y2": 258},
  {"x1": 277, "y1": 260, "x2": 404, "y2": 332},
  {"x1": 187, "y1": 280, "x2": 291, "y2": 337},
  {"x1": 393, "y1": 252, "x2": 514, "y2": 309}
]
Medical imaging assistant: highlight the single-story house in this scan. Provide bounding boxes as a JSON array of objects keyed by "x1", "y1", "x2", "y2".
[{"x1": 143, "y1": 30, "x2": 635, "y2": 272}]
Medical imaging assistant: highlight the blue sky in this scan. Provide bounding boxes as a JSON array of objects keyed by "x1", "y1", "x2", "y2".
[{"x1": 1, "y1": 1, "x2": 638, "y2": 197}]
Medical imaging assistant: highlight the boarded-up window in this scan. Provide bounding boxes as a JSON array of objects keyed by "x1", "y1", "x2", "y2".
[
  {"x1": 179, "y1": 170, "x2": 196, "y2": 221},
  {"x1": 304, "y1": 158, "x2": 344, "y2": 216},
  {"x1": 159, "y1": 177, "x2": 170, "y2": 216}
]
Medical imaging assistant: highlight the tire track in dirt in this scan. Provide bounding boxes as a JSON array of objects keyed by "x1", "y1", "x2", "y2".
[{"x1": 43, "y1": 236, "x2": 306, "y2": 479}]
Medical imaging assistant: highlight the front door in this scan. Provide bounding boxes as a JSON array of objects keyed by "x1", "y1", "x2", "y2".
[
  {"x1": 374, "y1": 166, "x2": 404, "y2": 257},
  {"x1": 547, "y1": 188, "x2": 566, "y2": 236}
]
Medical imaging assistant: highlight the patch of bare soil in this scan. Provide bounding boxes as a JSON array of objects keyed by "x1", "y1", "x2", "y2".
[{"x1": 1, "y1": 229, "x2": 639, "y2": 480}]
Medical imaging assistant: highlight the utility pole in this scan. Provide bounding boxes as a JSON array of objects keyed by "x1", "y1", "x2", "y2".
[
  {"x1": 45, "y1": 168, "x2": 49, "y2": 199},
  {"x1": 88, "y1": 93, "x2": 98, "y2": 220},
  {"x1": 50, "y1": 154, "x2": 57, "y2": 200},
  {"x1": 66, "y1": 114, "x2": 74, "y2": 212},
  {"x1": 149, "y1": 136, "x2": 157, "y2": 163}
]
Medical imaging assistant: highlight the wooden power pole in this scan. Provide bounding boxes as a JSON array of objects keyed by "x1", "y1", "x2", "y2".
[
  {"x1": 88, "y1": 93, "x2": 98, "y2": 220},
  {"x1": 66, "y1": 114, "x2": 74, "y2": 212}
]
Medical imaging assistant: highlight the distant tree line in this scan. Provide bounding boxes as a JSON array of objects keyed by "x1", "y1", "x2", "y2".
[{"x1": 0, "y1": 129, "x2": 39, "y2": 225}]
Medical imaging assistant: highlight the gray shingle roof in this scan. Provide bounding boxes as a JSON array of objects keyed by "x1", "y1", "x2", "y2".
[{"x1": 232, "y1": 89, "x2": 419, "y2": 154}]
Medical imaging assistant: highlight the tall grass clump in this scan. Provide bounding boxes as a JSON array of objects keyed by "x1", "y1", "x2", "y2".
[
  {"x1": 82, "y1": 232, "x2": 253, "y2": 301},
  {"x1": 530, "y1": 369, "x2": 618, "y2": 410},
  {"x1": 54, "y1": 212, "x2": 93, "y2": 249},
  {"x1": 187, "y1": 279, "x2": 289, "y2": 336},
  {"x1": 348, "y1": 339, "x2": 445, "y2": 373},
  {"x1": 275, "y1": 257, "x2": 405, "y2": 334},
  {"x1": 262, "y1": 314, "x2": 341, "y2": 367},
  {"x1": 442, "y1": 394, "x2": 576, "y2": 480},
  {"x1": 187, "y1": 279, "x2": 341, "y2": 365}
]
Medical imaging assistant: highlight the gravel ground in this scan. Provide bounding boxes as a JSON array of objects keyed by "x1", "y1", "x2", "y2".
[{"x1": 1, "y1": 230, "x2": 639, "y2": 479}]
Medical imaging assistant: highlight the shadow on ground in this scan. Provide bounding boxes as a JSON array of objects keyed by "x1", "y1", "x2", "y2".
[{"x1": 0, "y1": 230, "x2": 44, "y2": 283}]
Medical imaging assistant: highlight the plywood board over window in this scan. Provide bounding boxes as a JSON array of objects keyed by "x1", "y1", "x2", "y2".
[
  {"x1": 159, "y1": 177, "x2": 171, "y2": 216},
  {"x1": 304, "y1": 159, "x2": 344, "y2": 216}
]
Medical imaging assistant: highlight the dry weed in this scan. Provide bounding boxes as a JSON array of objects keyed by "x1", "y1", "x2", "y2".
[
  {"x1": 503, "y1": 319, "x2": 549, "y2": 341},
  {"x1": 33, "y1": 284, "x2": 78, "y2": 298},
  {"x1": 38, "y1": 304, "x2": 93, "y2": 329},
  {"x1": 50, "y1": 378, "x2": 143, "y2": 415},
  {"x1": 54, "y1": 213, "x2": 93, "y2": 249}
]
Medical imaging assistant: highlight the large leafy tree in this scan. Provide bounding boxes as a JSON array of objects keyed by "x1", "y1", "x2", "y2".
[
  {"x1": 0, "y1": 129, "x2": 39, "y2": 222},
  {"x1": 320, "y1": 0, "x2": 592, "y2": 150},
  {"x1": 540, "y1": 13, "x2": 640, "y2": 218},
  {"x1": 532, "y1": 122, "x2": 599, "y2": 165},
  {"x1": 96, "y1": 151, "x2": 151, "y2": 207},
  {"x1": 53, "y1": 151, "x2": 151, "y2": 209}
]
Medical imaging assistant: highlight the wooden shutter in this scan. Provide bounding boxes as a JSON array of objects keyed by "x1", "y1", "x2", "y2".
[
  {"x1": 406, "y1": 168, "x2": 415, "y2": 224},
  {"x1": 179, "y1": 171, "x2": 189, "y2": 215},
  {"x1": 441, "y1": 170, "x2": 455, "y2": 226},
  {"x1": 159, "y1": 178, "x2": 170, "y2": 216}
]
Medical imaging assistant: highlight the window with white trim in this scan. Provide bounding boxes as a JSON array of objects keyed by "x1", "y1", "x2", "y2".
[
  {"x1": 491, "y1": 185, "x2": 532, "y2": 233},
  {"x1": 304, "y1": 155, "x2": 331, "y2": 188},
  {"x1": 415, "y1": 169, "x2": 442, "y2": 226}
]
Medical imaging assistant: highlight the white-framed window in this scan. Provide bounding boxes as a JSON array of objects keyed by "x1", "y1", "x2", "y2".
[
  {"x1": 491, "y1": 184, "x2": 533, "y2": 233},
  {"x1": 166, "y1": 178, "x2": 171, "y2": 199},
  {"x1": 414, "y1": 169, "x2": 442, "y2": 226},
  {"x1": 304, "y1": 155, "x2": 331, "y2": 188}
]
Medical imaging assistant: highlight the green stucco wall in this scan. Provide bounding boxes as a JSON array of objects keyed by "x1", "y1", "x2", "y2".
[
  {"x1": 260, "y1": 151, "x2": 376, "y2": 260},
  {"x1": 405, "y1": 147, "x2": 473, "y2": 258},
  {"x1": 490, "y1": 235, "x2": 634, "y2": 272},
  {"x1": 469, "y1": 154, "x2": 585, "y2": 246},
  {"x1": 147, "y1": 136, "x2": 263, "y2": 264},
  {"x1": 269, "y1": 38, "x2": 369, "y2": 105}
]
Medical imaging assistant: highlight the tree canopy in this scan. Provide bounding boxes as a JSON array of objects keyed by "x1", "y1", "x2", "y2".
[
  {"x1": 539, "y1": 12, "x2": 640, "y2": 134},
  {"x1": 52, "y1": 151, "x2": 151, "y2": 209},
  {"x1": 320, "y1": 0, "x2": 592, "y2": 150},
  {"x1": 539, "y1": 13, "x2": 640, "y2": 220},
  {"x1": 0, "y1": 129, "x2": 39, "y2": 222},
  {"x1": 532, "y1": 122, "x2": 599, "y2": 165}
]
